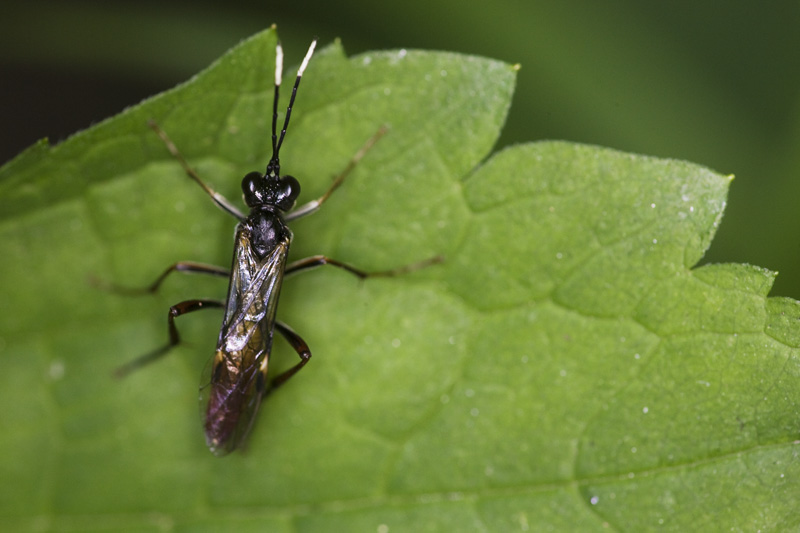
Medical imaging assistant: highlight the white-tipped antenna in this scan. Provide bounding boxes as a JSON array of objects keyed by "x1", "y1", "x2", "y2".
[
  {"x1": 274, "y1": 42, "x2": 284, "y2": 87},
  {"x1": 270, "y1": 42, "x2": 285, "y2": 162},
  {"x1": 273, "y1": 39, "x2": 318, "y2": 159},
  {"x1": 297, "y1": 40, "x2": 317, "y2": 78}
]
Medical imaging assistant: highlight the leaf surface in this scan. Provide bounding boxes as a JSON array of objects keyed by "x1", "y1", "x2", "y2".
[{"x1": 1, "y1": 28, "x2": 798, "y2": 532}]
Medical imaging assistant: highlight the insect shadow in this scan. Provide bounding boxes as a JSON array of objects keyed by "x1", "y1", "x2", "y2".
[{"x1": 106, "y1": 40, "x2": 442, "y2": 456}]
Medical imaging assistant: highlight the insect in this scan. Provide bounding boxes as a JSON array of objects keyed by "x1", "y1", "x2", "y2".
[{"x1": 113, "y1": 40, "x2": 440, "y2": 456}]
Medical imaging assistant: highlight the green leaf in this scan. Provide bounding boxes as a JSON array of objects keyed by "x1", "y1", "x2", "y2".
[{"x1": 2, "y1": 27, "x2": 798, "y2": 531}]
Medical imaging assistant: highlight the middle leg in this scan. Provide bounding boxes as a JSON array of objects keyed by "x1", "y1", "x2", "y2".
[{"x1": 284, "y1": 254, "x2": 443, "y2": 279}]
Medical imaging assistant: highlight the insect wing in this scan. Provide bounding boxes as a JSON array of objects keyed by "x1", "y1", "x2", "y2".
[{"x1": 201, "y1": 226, "x2": 290, "y2": 455}]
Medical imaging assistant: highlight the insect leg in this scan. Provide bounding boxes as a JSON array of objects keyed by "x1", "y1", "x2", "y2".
[
  {"x1": 285, "y1": 125, "x2": 389, "y2": 222},
  {"x1": 114, "y1": 299, "x2": 224, "y2": 378},
  {"x1": 95, "y1": 261, "x2": 229, "y2": 295},
  {"x1": 284, "y1": 254, "x2": 444, "y2": 279},
  {"x1": 267, "y1": 321, "x2": 312, "y2": 392},
  {"x1": 148, "y1": 120, "x2": 246, "y2": 220},
  {"x1": 270, "y1": 255, "x2": 441, "y2": 392}
]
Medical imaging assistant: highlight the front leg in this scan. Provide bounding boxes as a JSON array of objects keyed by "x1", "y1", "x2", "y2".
[{"x1": 285, "y1": 126, "x2": 388, "y2": 222}]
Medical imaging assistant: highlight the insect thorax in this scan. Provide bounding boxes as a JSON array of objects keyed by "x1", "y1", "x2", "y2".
[{"x1": 245, "y1": 209, "x2": 293, "y2": 260}]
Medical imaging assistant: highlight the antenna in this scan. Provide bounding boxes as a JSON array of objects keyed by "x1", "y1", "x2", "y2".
[
  {"x1": 268, "y1": 39, "x2": 317, "y2": 176},
  {"x1": 270, "y1": 42, "x2": 284, "y2": 161}
]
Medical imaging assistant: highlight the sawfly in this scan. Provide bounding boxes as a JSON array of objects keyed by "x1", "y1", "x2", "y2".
[{"x1": 113, "y1": 39, "x2": 440, "y2": 455}]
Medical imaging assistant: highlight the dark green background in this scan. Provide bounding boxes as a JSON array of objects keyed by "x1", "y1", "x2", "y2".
[{"x1": 2, "y1": 0, "x2": 798, "y2": 295}]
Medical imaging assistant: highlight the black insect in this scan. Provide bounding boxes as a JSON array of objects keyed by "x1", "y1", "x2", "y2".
[{"x1": 113, "y1": 40, "x2": 439, "y2": 456}]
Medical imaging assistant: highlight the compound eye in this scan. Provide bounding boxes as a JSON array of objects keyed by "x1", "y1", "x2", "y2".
[
  {"x1": 276, "y1": 175, "x2": 300, "y2": 211},
  {"x1": 241, "y1": 172, "x2": 263, "y2": 207}
]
